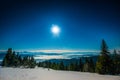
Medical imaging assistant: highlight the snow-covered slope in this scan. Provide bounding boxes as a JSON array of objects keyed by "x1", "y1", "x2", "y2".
[{"x1": 0, "y1": 67, "x2": 119, "y2": 80}]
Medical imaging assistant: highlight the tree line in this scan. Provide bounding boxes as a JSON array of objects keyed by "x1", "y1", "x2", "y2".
[
  {"x1": 2, "y1": 48, "x2": 36, "y2": 68},
  {"x1": 37, "y1": 57, "x2": 95, "y2": 72},
  {"x1": 1, "y1": 39, "x2": 120, "y2": 75},
  {"x1": 37, "y1": 39, "x2": 120, "y2": 75}
]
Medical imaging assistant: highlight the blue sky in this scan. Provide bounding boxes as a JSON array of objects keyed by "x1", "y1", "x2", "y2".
[{"x1": 0, "y1": 0, "x2": 120, "y2": 51}]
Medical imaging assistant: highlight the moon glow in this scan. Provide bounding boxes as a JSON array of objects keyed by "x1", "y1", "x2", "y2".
[{"x1": 51, "y1": 24, "x2": 60, "y2": 35}]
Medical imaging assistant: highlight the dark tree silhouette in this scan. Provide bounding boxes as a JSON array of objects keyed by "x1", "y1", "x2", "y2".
[
  {"x1": 96, "y1": 39, "x2": 112, "y2": 74},
  {"x1": 112, "y1": 49, "x2": 120, "y2": 74},
  {"x1": 2, "y1": 48, "x2": 36, "y2": 68},
  {"x1": 79, "y1": 58, "x2": 83, "y2": 71}
]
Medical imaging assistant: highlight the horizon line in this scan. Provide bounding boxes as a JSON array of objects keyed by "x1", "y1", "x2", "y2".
[{"x1": 0, "y1": 49, "x2": 118, "y2": 53}]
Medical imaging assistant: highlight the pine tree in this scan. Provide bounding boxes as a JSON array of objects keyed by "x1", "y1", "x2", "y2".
[
  {"x1": 96, "y1": 39, "x2": 111, "y2": 74},
  {"x1": 2, "y1": 57, "x2": 7, "y2": 66},
  {"x1": 51, "y1": 62, "x2": 58, "y2": 70},
  {"x1": 79, "y1": 58, "x2": 83, "y2": 71},
  {"x1": 2, "y1": 48, "x2": 13, "y2": 67},
  {"x1": 68, "y1": 62, "x2": 74, "y2": 71},
  {"x1": 74, "y1": 61, "x2": 79, "y2": 71},
  {"x1": 89, "y1": 58, "x2": 95, "y2": 72},
  {"x1": 23, "y1": 56, "x2": 29, "y2": 68},
  {"x1": 29, "y1": 56, "x2": 36, "y2": 68},
  {"x1": 18, "y1": 55, "x2": 22, "y2": 66},
  {"x1": 112, "y1": 49, "x2": 120, "y2": 74},
  {"x1": 11, "y1": 51, "x2": 16, "y2": 67},
  {"x1": 59, "y1": 61, "x2": 64, "y2": 70},
  {"x1": 83, "y1": 58, "x2": 89, "y2": 72},
  {"x1": 38, "y1": 62, "x2": 42, "y2": 67}
]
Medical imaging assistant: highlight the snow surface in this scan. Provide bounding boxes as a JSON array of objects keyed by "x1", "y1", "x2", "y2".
[{"x1": 0, "y1": 67, "x2": 120, "y2": 80}]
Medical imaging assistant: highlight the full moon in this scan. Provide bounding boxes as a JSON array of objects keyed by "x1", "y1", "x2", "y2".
[{"x1": 51, "y1": 24, "x2": 60, "y2": 35}]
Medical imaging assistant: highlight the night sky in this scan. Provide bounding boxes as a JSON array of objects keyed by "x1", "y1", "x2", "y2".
[{"x1": 0, "y1": 0, "x2": 120, "y2": 51}]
